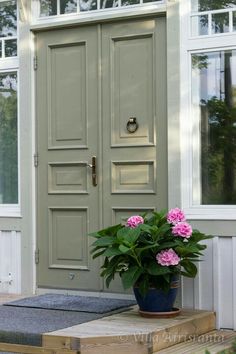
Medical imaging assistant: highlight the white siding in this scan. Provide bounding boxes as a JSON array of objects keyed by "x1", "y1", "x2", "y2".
[
  {"x1": 0, "y1": 231, "x2": 21, "y2": 294},
  {"x1": 182, "y1": 236, "x2": 236, "y2": 330}
]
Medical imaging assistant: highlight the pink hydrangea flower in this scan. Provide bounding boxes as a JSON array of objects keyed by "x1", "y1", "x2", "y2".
[
  {"x1": 126, "y1": 215, "x2": 144, "y2": 228},
  {"x1": 156, "y1": 248, "x2": 180, "y2": 266},
  {"x1": 167, "y1": 208, "x2": 186, "y2": 224},
  {"x1": 172, "y1": 222, "x2": 192, "y2": 238}
]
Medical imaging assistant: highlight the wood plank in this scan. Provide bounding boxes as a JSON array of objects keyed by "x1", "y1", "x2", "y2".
[
  {"x1": 0, "y1": 342, "x2": 79, "y2": 354},
  {"x1": 154, "y1": 330, "x2": 236, "y2": 354},
  {"x1": 43, "y1": 308, "x2": 216, "y2": 354}
]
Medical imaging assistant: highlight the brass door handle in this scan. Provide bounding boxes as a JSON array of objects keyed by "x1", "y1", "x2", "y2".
[{"x1": 87, "y1": 156, "x2": 97, "y2": 186}]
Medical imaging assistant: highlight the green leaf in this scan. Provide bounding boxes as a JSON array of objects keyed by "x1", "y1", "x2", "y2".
[
  {"x1": 154, "y1": 223, "x2": 171, "y2": 240},
  {"x1": 136, "y1": 244, "x2": 156, "y2": 256},
  {"x1": 147, "y1": 262, "x2": 171, "y2": 276},
  {"x1": 103, "y1": 247, "x2": 123, "y2": 257},
  {"x1": 121, "y1": 266, "x2": 143, "y2": 289},
  {"x1": 156, "y1": 242, "x2": 179, "y2": 251},
  {"x1": 117, "y1": 227, "x2": 140, "y2": 244},
  {"x1": 92, "y1": 250, "x2": 106, "y2": 259},
  {"x1": 89, "y1": 231, "x2": 103, "y2": 239},
  {"x1": 175, "y1": 246, "x2": 201, "y2": 257},
  {"x1": 180, "y1": 259, "x2": 198, "y2": 277},
  {"x1": 92, "y1": 236, "x2": 115, "y2": 247},
  {"x1": 119, "y1": 244, "x2": 130, "y2": 253},
  {"x1": 105, "y1": 274, "x2": 114, "y2": 288}
]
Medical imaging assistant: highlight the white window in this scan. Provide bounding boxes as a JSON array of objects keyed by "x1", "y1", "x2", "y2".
[
  {"x1": 192, "y1": 49, "x2": 236, "y2": 205},
  {"x1": 0, "y1": 0, "x2": 19, "y2": 216},
  {"x1": 35, "y1": 0, "x2": 164, "y2": 17},
  {"x1": 180, "y1": 0, "x2": 236, "y2": 219},
  {"x1": 0, "y1": 0, "x2": 17, "y2": 58},
  {"x1": 191, "y1": 0, "x2": 236, "y2": 37}
]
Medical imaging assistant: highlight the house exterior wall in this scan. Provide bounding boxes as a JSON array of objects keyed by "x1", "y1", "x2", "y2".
[
  {"x1": 0, "y1": 0, "x2": 235, "y2": 329},
  {"x1": 0, "y1": 0, "x2": 34, "y2": 294}
]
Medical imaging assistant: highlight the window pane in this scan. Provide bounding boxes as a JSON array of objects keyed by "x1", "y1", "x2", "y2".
[
  {"x1": 192, "y1": 0, "x2": 236, "y2": 12},
  {"x1": 192, "y1": 51, "x2": 236, "y2": 204},
  {"x1": 100, "y1": 0, "x2": 118, "y2": 9},
  {"x1": 122, "y1": 0, "x2": 139, "y2": 5},
  {"x1": 40, "y1": 0, "x2": 57, "y2": 16},
  {"x1": 212, "y1": 12, "x2": 229, "y2": 33},
  {"x1": 233, "y1": 11, "x2": 236, "y2": 30},
  {"x1": 60, "y1": 0, "x2": 77, "y2": 14},
  {"x1": 191, "y1": 15, "x2": 209, "y2": 36},
  {"x1": 0, "y1": 72, "x2": 18, "y2": 204},
  {"x1": 79, "y1": 0, "x2": 97, "y2": 11},
  {"x1": 0, "y1": 0, "x2": 17, "y2": 38},
  {"x1": 5, "y1": 38, "x2": 17, "y2": 57}
]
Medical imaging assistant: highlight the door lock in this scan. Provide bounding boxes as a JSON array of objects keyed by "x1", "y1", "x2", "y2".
[{"x1": 87, "y1": 156, "x2": 97, "y2": 186}]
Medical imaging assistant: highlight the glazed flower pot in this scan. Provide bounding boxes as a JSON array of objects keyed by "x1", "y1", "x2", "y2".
[{"x1": 133, "y1": 277, "x2": 180, "y2": 318}]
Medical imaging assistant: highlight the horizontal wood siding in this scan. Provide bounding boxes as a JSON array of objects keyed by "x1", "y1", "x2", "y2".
[
  {"x1": 182, "y1": 236, "x2": 236, "y2": 330},
  {"x1": 0, "y1": 230, "x2": 21, "y2": 293}
]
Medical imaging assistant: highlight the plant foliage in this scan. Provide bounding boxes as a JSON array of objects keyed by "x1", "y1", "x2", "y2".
[{"x1": 90, "y1": 209, "x2": 212, "y2": 296}]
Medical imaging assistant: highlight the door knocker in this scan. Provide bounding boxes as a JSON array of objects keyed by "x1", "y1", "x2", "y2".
[{"x1": 126, "y1": 117, "x2": 139, "y2": 134}]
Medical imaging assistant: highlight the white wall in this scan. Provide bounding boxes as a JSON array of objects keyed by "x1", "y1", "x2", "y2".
[
  {"x1": 182, "y1": 236, "x2": 236, "y2": 330},
  {"x1": 0, "y1": 230, "x2": 21, "y2": 293}
]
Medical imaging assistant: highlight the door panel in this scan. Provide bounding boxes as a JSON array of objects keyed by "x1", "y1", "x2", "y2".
[
  {"x1": 36, "y1": 26, "x2": 101, "y2": 290},
  {"x1": 102, "y1": 18, "x2": 167, "y2": 292},
  {"x1": 48, "y1": 42, "x2": 87, "y2": 149},
  {"x1": 112, "y1": 35, "x2": 154, "y2": 146},
  {"x1": 36, "y1": 17, "x2": 167, "y2": 292}
]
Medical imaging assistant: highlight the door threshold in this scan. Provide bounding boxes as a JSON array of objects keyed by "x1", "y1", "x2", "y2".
[{"x1": 36, "y1": 287, "x2": 135, "y2": 300}]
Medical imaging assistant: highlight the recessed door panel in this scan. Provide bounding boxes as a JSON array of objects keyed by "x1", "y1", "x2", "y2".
[
  {"x1": 48, "y1": 42, "x2": 87, "y2": 149},
  {"x1": 48, "y1": 208, "x2": 88, "y2": 269},
  {"x1": 48, "y1": 162, "x2": 88, "y2": 194},
  {"x1": 112, "y1": 35, "x2": 154, "y2": 146}
]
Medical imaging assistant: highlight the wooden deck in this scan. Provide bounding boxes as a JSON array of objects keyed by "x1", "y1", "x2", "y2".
[
  {"x1": 0, "y1": 295, "x2": 233, "y2": 354},
  {"x1": 154, "y1": 330, "x2": 236, "y2": 354}
]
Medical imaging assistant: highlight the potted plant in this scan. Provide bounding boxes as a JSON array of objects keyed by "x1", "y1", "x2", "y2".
[{"x1": 90, "y1": 208, "x2": 212, "y2": 317}]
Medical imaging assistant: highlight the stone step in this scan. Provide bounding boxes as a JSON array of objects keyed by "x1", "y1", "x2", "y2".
[
  {"x1": 43, "y1": 307, "x2": 216, "y2": 354},
  {"x1": 154, "y1": 330, "x2": 236, "y2": 354}
]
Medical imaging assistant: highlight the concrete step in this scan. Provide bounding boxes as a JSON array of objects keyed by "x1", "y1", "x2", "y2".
[{"x1": 154, "y1": 330, "x2": 236, "y2": 354}]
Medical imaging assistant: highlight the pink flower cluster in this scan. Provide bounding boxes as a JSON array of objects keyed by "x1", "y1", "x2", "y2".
[
  {"x1": 167, "y1": 208, "x2": 192, "y2": 239},
  {"x1": 172, "y1": 222, "x2": 192, "y2": 238},
  {"x1": 126, "y1": 215, "x2": 144, "y2": 228},
  {"x1": 167, "y1": 208, "x2": 186, "y2": 224},
  {"x1": 156, "y1": 248, "x2": 180, "y2": 266}
]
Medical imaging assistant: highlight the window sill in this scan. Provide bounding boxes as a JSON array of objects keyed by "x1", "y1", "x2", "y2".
[
  {"x1": 0, "y1": 205, "x2": 21, "y2": 218},
  {"x1": 184, "y1": 206, "x2": 236, "y2": 220}
]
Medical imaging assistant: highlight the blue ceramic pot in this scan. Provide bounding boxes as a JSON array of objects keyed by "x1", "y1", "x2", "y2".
[{"x1": 133, "y1": 278, "x2": 179, "y2": 312}]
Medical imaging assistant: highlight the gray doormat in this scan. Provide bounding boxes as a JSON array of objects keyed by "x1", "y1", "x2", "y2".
[
  {"x1": 0, "y1": 305, "x2": 103, "y2": 347},
  {"x1": 4, "y1": 293, "x2": 136, "y2": 314}
]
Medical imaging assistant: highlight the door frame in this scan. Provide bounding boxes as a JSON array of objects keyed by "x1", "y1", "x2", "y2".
[{"x1": 32, "y1": 12, "x2": 175, "y2": 294}]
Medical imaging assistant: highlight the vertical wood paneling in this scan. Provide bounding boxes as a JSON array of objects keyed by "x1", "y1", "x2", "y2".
[
  {"x1": 0, "y1": 230, "x2": 21, "y2": 293},
  {"x1": 218, "y1": 237, "x2": 234, "y2": 329},
  {"x1": 233, "y1": 237, "x2": 236, "y2": 330},
  {"x1": 198, "y1": 238, "x2": 214, "y2": 310},
  {"x1": 182, "y1": 236, "x2": 236, "y2": 330}
]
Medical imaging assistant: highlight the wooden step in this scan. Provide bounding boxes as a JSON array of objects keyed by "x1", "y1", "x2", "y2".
[
  {"x1": 43, "y1": 307, "x2": 216, "y2": 354},
  {"x1": 154, "y1": 330, "x2": 236, "y2": 354}
]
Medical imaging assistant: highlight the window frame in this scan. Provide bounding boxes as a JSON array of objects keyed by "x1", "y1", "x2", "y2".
[
  {"x1": 180, "y1": 0, "x2": 236, "y2": 220},
  {"x1": 31, "y1": 0, "x2": 166, "y2": 24},
  {"x1": 0, "y1": 0, "x2": 20, "y2": 217}
]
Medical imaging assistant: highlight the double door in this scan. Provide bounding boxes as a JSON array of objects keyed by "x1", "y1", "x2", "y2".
[{"x1": 36, "y1": 17, "x2": 167, "y2": 291}]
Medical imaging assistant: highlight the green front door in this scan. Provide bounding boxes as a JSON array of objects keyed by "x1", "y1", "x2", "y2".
[{"x1": 36, "y1": 17, "x2": 167, "y2": 291}]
